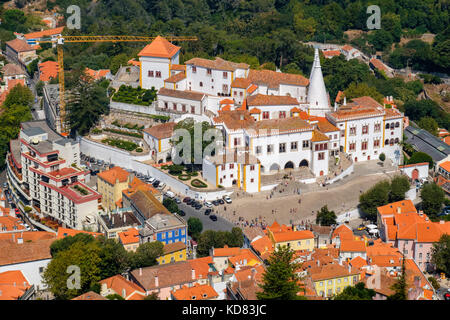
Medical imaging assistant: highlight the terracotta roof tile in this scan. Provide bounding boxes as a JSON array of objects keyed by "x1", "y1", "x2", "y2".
[
  {"x1": 340, "y1": 240, "x2": 366, "y2": 252},
  {"x1": 100, "y1": 275, "x2": 146, "y2": 300},
  {"x1": 138, "y1": 36, "x2": 181, "y2": 58},
  {"x1": 228, "y1": 249, "x2": 261, "y2": 267},
  {"x1": 377, "y1": 200, "x2": 417, "y2": 216},
  {"x1": 349, "y1": 256, "x2": 367, "y2": 269},
  {"x1": 171, "y1": 283, "x2": 218, "y2": 300},
  {"x1": 2, "y1": 63, "x2": 26, "y2": 77},
  {"x1": 231, "y1": 77, "x2": 252, "y2": 88},
  {"x1": 185, "y1": 57, "x2": 249, "y2": 71},
  {"x1": 323, "y1": 50, "x2": 341, "y2": 58},
  {"x1": 56, "y1": 227, "x2": 102, "y2": 239},
  {"x1": 370, "y1": 58, "x2": 388, "y2": 72},
  {"x1": 24, "y1": 27, "x2": 64, "y2": 40},
  {"x1": 158, "y1": 87, "x2": 205, "y2": 101},
  {"x1": 272, "y1": 230, "x2": 314, "y2": 243},
  {"x1": 72, "y1": 291, "x2": 107, "y2": 300},
  {"x1": 248, "y1": 69, "x2": 308, "y2": 89},
  {"x1": 247, "y1": 84, "x2": 258, "y2": 94},
  {"x1": 118, "y1": 228, "x2": 139, "y2": 245},
  {"x1": 311, "y1": 129, "x2": 330, "y2": 142},
  {"x1": 249, "y1": 107, "x2": 261, "y2": 114},
  {"x1": 219, "y1": 99, "x2": 234, "y2": 105},
  {"x1": 38, "y1": 60, "x2": 59, "y2": 82},
  {"x1": 315, "y1": 120, "x2": 340, "y2": 133},
  {"x1": 171, "y1": 64, "x2": 185, "y2": 71},
  {"x1": 0, "y1": 270, "x2": 30, "y2": 300},
  {"x1": 309, "y1": 263, "x2": 360, "y2": 281},
  {"x1": 143, "y1": 122, "x2": 176, "y2": 140},
  {"x1": 162, "y1": 241, "x2": 186, "y2": 255},
  {"x1": 97, "y1": 166, "x2": 130, "y2": 186},
  {"x1": 247, "y1": 94, "x2": 299, "y2": 106},
  {"x1": 5, "y1": 39, "x2": 34, "y2": 53},
  {"x1": 165, "y1": 72, "x2": 186, "y2": 83},
  {"x1": 0, "y1": 238, "x2": 54, "y2": 266},
  {"x1": 0, "y1": 215, "x2": 26, "y2": 232}
]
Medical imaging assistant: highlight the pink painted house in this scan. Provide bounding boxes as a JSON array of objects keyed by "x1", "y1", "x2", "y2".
[{"x1": 377, "y1": 200, "x2": 450, "y2": 272}]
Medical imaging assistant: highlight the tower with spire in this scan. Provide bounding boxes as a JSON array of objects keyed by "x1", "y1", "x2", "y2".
[{"x1": 307, "y1": 48, "x2": 332, "y2": 117}]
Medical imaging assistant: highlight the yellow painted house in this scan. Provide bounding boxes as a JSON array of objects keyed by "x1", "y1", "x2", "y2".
[
  {"x1": 266, "y1": 221, "x2": 315, "y2": 251},
  {"x1": 97, "y1": 166, "x2": 131, "y2": 212},
  {"x1": 310, "y1": 263, "x2": 361, "y2": 298},
  {"x1": 157, "y1": 241, "x2": 187, "y2": 265}
]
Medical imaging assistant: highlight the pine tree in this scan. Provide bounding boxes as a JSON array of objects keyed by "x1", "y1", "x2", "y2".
[
  {"x1": 257, "y1": 246, "x2": 304, "y2": 300},
  {"x1": 388, "y1": 257, "x2": 408, "y2": 300}
]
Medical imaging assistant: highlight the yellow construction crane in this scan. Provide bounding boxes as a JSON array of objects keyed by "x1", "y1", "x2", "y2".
[{"x1": 39, "y1": 35, "x2": 198, "y2": 136}]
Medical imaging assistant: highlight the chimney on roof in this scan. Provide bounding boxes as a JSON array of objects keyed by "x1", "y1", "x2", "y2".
[
  {"x1": 348, "y1": 264, "x2": 351, "y2": 273},
  {"x1": 440, "y1": 220, "x2": 445, "y2": 224},
  {"x1": 343, "y1": 96, "x2": 347, "y2": 106},
  {"x1": 414, "y1": 276, "x2": 421, "y2": 288},
  {"x1": 17, "y1": 237, "x2": 23, "y2": 244},
  {"x1": 240, "y1": 114, "x2": 244, "y2": 121},
  {"x1": 317, "y1": 260, "x2": 320, "y2": 267},
  {"x1": 122, "y1": 288, "x2": 126, "y2": 298},
  {"x1": 191, "y1": 269, "x2": 195, "y2": 280},
  {"x1": 12, "y1": 233, "x2": 15, "y2": 243},
  {"x1": 154, "y1": 275, "x2": 159, "y2": 288},
  {"x1": 397, "y1": 207, "x2": 401, "y2": 214},
  {"x1": 139, "y1": 268, "x2": 142, "y2": 276},
  {"x1": 251, "y1": 268, "x2": 257, "y2": 281}
]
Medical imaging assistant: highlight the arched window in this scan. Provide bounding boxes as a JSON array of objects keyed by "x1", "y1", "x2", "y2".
[
  {"x1": 390, "y1": 123, "x2": 395, "y2": 129},
  {"x1": 395, "y1": 122, "x2": 400, "y2": 127},
  {"x1": 395, "y1": 138, "x2": 399, "y2": 143},
  {"x1": 385, "y1": 123, "x2": 390, "y2": 129},
  {"x1": 390, "y1": 139, "x2": 394, "y2": 146},
  {"x1": 385, "y1": 139, "x2": 389, "y2": 145}
]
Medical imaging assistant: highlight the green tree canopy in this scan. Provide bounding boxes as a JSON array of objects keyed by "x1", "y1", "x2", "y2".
[
  {"x1": 257, "y1": 246, "x2": 303, "y2": 300},
  {"x1": 420, "y1": 183, "x2": 445, "y2": 217},
  {"x1": 389, "y1": 175, "x2": 410, "y2": 202},
  {"x1": 43, "y1": 241, "x2": 102, "y2": 300},
  {"x1": 431, "y1": 234, "x2": 450, "y2": 276},
  {"x1": 163, "y1": 198, "x2": 179, "y2": 213},
  {"x1": 66, "y1": 69, "x2": 109, "y2": 136},
  {"x1": 316, "y1": 205, "x2": 337, "y2": 226},
  {"x1": 131, "y1": 241, "x2": 164, "y2": 269},
  {"x1": 333, "y1": 282, "x2": 376, "y2": 300},
  {"x1": 408, "y1": 152, "x2": 433, "y2": 169},
  {"x1": 196, "y1": 228, "x2": 244, "y2": 257},
  {"x1": 418, "y1": 117, "x2": 439, "y2": 136},
  {"x1": 3, "y1": 84, "x2": 33, "y2": 109},
  {"x1": 359, "y1": 180, "x2": 391, "y2": 221},
  {"x1": 187, "y1": 217, "x2": 203, "y2": 240}
]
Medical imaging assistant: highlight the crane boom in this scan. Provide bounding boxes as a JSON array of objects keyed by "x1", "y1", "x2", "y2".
[{"x1": 38, "y1": 35, "x2": 197, "y2": 135}]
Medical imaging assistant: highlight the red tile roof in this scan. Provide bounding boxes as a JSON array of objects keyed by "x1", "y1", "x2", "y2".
[
  {"x1": 5, "y1": 39, "x2": 35, "y2": 53},
  {"x1": 56, "y1": 227, "x2": 102, "y2": 239},
  {"x1": 248, "y1": 69, "x2": 308, "y2": 88},
  {"x1": 24, "y1": 27, "x2": 64, "y2": 40},
  {"x1": 97, "y1": 166, "x2": 130, "y2": 185},
  {"x1": 0, "y1": 215, "x2": 26, "y2": 232},
  {"x1": 0, "y1": 270, "x2": 30, "y2": 300},
  {"x1": 323, "y1": 50, "x2": 341, "y2": 58},
  {"x1": 138, "y1": 36, "x2": 181, "y2": 58},
  {"x1": 370, "y1": 58, "x2": 388, "y2": 72},
  {"x1": 247, "y1": 94, "x2": 299, "y2": 106},
  {"x1": 185, "y1": 57, "x2": 249, "y2": 71},
  {"x1": 171, "y1": 283, "x2": 218, "y2": 300},
  {"x1": 118, "y1": 228, "x2": 139, "y2": 245},
  {"x1": 143, "y1": 122, "x2": 176, "y2": 140},
  {"x1": 340, "y1": 240, "x2": 366, "y2": 252},
  {"x1": 39, "y1": 60, "x2": 59, "y2": 82},
  {"x1": 100, "y1": 274, "x2": 146, "y2": 300}
]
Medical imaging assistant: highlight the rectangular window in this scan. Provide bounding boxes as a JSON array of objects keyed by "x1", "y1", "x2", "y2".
[
  {"x1": 267, "y1": 145, "x2": 273, "y2": 153},
  {"x1": 350, "y1": 127, "x2": 356, "y2": 136},
  {"x1": 361, "y1": 141, "x2": 368, "y2": 150},
  {"x1": 374, "y1": 123, "x2": 381, "y2": 132},
  {"x1": 303, "y1": 140, "x2": 309, "y2": 149},
  {"x1": 279, "y1": 143, "x2": 286, "y2": 153},
  {"x1": 255, "y1": 146, "x2": 262, "y2": 154},
  {"x1": 191, "y1": 106, "x2": 195, "y2": 114},
  {"x1": 250, "y1": 178, "x2": 254, "y2": 183},
  {"x1": 240, "y1": 91, "x2": 243, "y2": 97},
  {"x1": 222, "y1": 84, "x2": 228, "y2": 92},
  {"x1": 349, "y1": 143, "x2": 356, "y2": 151},
  {"x1": 250, "y1": 165, "x2": 255, "y2": 171},
  {"x1": 291, "y1": 142, "x2": 298, "y2": 151},
  {"x1": 229, "y1": 164, "x2": 234, "y2": 169},
  {"x1": 173, "y1": 103, "x2": 177, "y2": 111},
  {"x1": 148, "y1": 70, "x2": 154, "y2": 77},
  {"x1": 155, "y1": 71, "x2": 161, "y2": 78},
  {"x1": 263, "y1": 111, "x2": 269, "y2": 120},
  {"x1": 207, "y1": 68, "x2": 212, "y2": 75},
  {"x1": 192, "y1": 66, "x2": 197, "y2": 73},
  {"x1": 223, "y1": 72, "x2": 228, "y2": 79},
  {"x1": 279, "y1": 111, "x2": 286, "y2": 118},
  {"x1": 318, "y1": 152, "x2": 325, "y2": 160},
  {"x1": 362, "y1": 125, "x2": 369, "y2": 134}
]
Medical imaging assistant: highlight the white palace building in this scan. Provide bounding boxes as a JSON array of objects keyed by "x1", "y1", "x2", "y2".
[{"x1": 135, "y1": 36, "x2": 404, "y2": 193}]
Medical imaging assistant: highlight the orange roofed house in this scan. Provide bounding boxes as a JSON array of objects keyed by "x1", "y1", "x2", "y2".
[
  {"x1": 97, "y1": 166, "x2": 131, "y2": 212},
  {"x1": 99, "y1": 274, "x2": 146, "y2": 300},
  {"x1": 38, "y1": 61, "x2": 59, "y2": 82},
  {"x1": 171, "y1": 283, "x2": 218, "y2": 300},
  {"x1": 0, "y1": 270, "x2": 34, "y2": 300},
  {"x1": 5, "y1": 39, "x2": 37, "y2": 64},
  {"x1": 377, "y1": 200, "x2": 450, "y2": 272}
]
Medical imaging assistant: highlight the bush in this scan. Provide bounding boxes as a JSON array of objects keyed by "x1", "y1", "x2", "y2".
[
  {"x1": 91, "y1": 128, "x2": 102, "y2": 134},
  {"x1": 103, "y1": 128, "x2": 143, "y2": 138},
  {"x1": 191, "y1": 179, "x2": 208, "y2": 188},
  {"x1": 168, "y1": 164, "x2": 184, "y2": 175},
  {"x1": 188, "y1": 171, "x2": 199, "y2": 177},
  {"x1": 24, "y1": 206, "x2": 32, "y2": 213},
  {"x1": 135, "y1": 147, "x2": 143, "y2": 152},
  {"x1": 428, "y1": 276, "x2": 440, "y2": 290},
  {"x1": 102, "y1": 138, "x2": 138, "y2": 152},
  {"x1": 178, "y1": 174, "x2": 190, "y2": 181}
]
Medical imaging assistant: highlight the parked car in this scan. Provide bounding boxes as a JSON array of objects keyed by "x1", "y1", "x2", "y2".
[
  {"x1": 218, "y1": 199, "x2": 225, "y2": 205},
  {"x1": 209, "y1": 215, "x2": 218, "y2": 221},
  {"x1": 204, "y1": 209, "x2": 212, "y2": 215},
  {"x1": 15, "y1": 208, "x2": 20, "y2": 215},
  {"x1": 186, "y1": 199, "x2": 194, "y2": 205},
  {"x1": 3, "y1": 182, "x2": 7, "y2": 189},
  {"x1": 148, "y1": 177, "x2": 156, "y2": 184},
  {"x1": 158, "y1": 182, "x2": 166, "y2": 189},
  {"x1": 212, "y1": 200, "x2": 220, "y2": 206},
  {"x1": 178, "y1": 210, "x2": 186, "y2": 216},
  {"x1": 152, "y1": 181, "x2": 160, "y2": 188},
  {"x1": 205, "y1": 201, "x2": 213, "y2": 208},
  {"x1": 89, "y1": 158, "x2": 96, "y2": 163},
  {"x1": 183, "y1": 197, "x2": 192, "y2": 203},
  {"x1": 223, "y1": 196, "x2": 232, "y2": 203},
  {"x1": 165, "y1": 191, "x2": 175, "y2": 198},
  {"x1": 357, "y1": 224, "x2": 366, "y2": 231},
  {"x1": 194, "y1": 204, "x2": 203, "y2": 210},
  {"x1": 174, "y1": 198, "x2": 181, "y2": 204}
]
